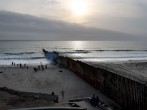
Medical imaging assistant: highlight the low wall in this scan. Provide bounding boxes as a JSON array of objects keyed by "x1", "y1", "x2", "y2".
[
  {"x1": 0, "y1": 87, "x2": 58, "y2": 103},
  {"x1": 59, "y1": 56, "x2": 147, "y2": 110}
]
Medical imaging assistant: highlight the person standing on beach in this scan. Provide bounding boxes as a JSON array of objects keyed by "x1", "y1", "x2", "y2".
[
  {"x1": 61, "y1": 90, "x2": 65, "y2": 99},
  {"x1": 45, "y1": 65, "x2": 47, "y2": 69},
  {"x1": 60, "y1": 90, "x2": 65, "y2": 103},
  {"x1": 20, "y1": 63, "x2": 22, "y2": 68},
  {"x1": 24, "y1": 64, "x2": 26, "y2": 68},
  {"x1": 51, "y1": 91, "x2": 55, "y2": 95}
]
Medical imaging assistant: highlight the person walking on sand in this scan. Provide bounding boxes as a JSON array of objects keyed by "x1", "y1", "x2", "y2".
[
  {"x1": 61, "y1": 90, "x2": 65, "y2": 99},
  {"x1": 45, "y1": 65, "x2": 47, "y2": 69},
  {"x1": 60, "y1": 90, "x2": 65, "y2": 103},
  {"x1": 20, "y1": 63, "x2": 22, "y2": 68},
  {"x1": 38, "y1": 65, "x2": 40, "y2": 70},
  {"x1": 24, "y1": 64, "x2": 26, "y2": 68}
]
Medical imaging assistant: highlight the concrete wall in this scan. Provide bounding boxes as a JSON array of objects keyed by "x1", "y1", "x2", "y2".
[{"x1": 59, "y1": 56, "x2": 147, "y2": 110}]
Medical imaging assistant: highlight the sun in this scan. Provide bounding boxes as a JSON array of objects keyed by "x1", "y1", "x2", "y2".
[{"x1": 70, "y1": 1, "x2": 88, "y2": 16}]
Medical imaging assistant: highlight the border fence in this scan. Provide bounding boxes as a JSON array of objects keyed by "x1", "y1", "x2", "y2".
[{"x1": 59, "y1": 56, "x2": 147, "y2": 110}]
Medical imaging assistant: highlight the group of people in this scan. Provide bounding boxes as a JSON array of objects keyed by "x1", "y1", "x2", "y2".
[
  {"x1": 90, "y1": 94, "x2": 100, "y2": 107},
  {"x1": 12, "y1": 62, "x2": 48, "y2": 72},
  {"x1": 33, "y1": 64, "x2": 48, "y2": 72},
  {"x1": 12, "y1": 62, "x2": 28, "y2": 69}
]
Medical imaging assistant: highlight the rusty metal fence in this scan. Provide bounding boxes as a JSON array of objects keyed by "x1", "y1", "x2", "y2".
[{"x1": 59, "y1": 56, "x2": 147, "y2": 110}]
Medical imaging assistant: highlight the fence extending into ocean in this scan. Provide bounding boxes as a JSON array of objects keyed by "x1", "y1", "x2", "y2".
[{"x1": 58, "y1": 56, "x2": 147, "y2": 110}]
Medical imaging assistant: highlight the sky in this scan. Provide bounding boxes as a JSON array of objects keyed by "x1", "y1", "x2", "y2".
[{"x1": 0, "y1": 0, "x2": 147, "y2": 40}]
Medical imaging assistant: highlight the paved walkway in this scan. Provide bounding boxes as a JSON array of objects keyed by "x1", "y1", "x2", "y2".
[{"x1": 74, "y1": 101, "x2": 102, "y2": 110}]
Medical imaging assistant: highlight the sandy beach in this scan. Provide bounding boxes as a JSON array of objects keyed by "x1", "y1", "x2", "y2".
[
  {"x1": 0, "y1": 64, "x2": 118, "y2": 109},
  {"x1": 91, "y1": 60, "x2": 147, "y2": 84}
]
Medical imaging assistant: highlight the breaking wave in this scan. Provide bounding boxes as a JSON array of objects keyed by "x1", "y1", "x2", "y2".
[
  {"x1": 0, "y1": 57, "x2": 45, "y2": 60},
  {"x1": 4, "y1": 52, "x2": 35, "y2": 55}
]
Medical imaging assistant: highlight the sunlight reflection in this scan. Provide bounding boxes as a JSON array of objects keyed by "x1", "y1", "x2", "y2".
[{"x1": 71, "y1": 41, "x2": 85, "y2": 50}]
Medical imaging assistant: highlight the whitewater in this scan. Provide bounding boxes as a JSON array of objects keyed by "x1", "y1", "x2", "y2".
[{"x1": 0, "y1": 41, "x2": 147, "y2": 65}]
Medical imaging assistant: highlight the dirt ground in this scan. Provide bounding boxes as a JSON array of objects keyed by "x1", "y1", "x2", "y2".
[{"x1": 0, "y1": 90, "x2": 55, "y2": 110}]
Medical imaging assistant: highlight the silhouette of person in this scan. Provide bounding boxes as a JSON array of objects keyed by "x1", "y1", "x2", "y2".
[
  {"x1": 61, "y1": 90, "x2": 65, "y2": 98},
  {"x1": 52, "y1": 91, "x2": 55, "y2": 95},
  {"x1": 20, "y1": 63, "x2": 22, "y2": 68}
]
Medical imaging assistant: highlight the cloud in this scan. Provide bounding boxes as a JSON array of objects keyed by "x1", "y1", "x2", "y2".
[
  {"x1": 0, "y1": 11, "x2": 141, "y2": 41},
  {"x1": 0, "y1": 0, "x2": 147, "y2": 37}
]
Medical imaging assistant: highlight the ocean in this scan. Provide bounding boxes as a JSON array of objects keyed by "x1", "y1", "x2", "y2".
[{"x1": 0, "y1": 41, "x2": 147, "y2": 65}]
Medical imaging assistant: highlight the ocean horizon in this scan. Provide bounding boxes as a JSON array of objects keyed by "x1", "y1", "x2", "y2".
[{"x1": 0, "y1": 40, "x2": 147, "y2": 65}]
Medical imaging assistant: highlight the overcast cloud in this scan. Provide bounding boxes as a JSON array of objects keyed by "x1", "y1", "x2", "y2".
[
  {"x1": 0, "y1": 11, "x2": 141, "y2": 40},
  {"x1": 0, "y1": 0, "x2": 147, "y2": 40}
]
